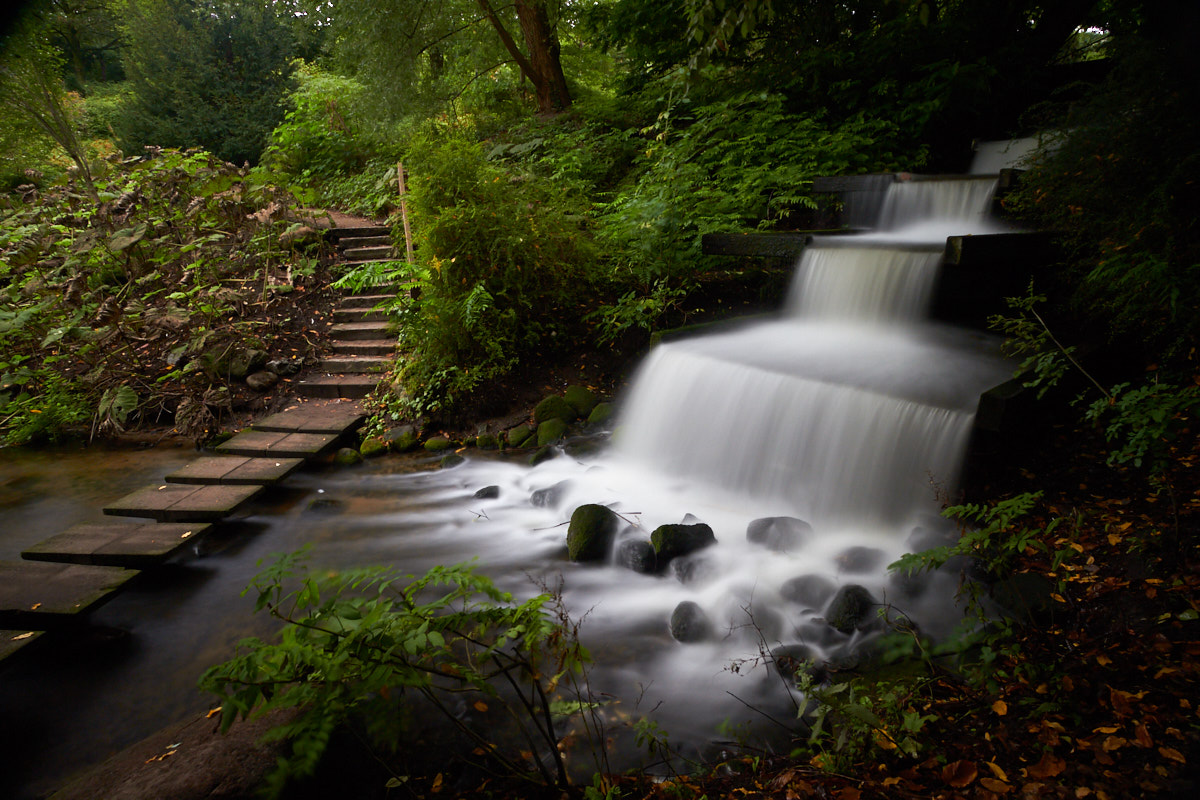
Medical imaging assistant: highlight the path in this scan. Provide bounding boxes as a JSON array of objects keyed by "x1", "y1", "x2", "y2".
[{"x1": 0, "y1": 217, "x2": 399, "y2": 666}]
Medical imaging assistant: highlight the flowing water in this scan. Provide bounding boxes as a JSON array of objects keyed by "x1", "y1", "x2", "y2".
[{"x1": 1, "y1": 172, "x2": 1017, "y2": 795}]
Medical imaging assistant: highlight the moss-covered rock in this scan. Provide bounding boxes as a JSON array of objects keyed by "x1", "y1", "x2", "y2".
[
  {"x1": 424, "y1": 436, "x2": 456, "y2": 452},
  {"x1": 651, "y1": 523, "x2": 717, "y2": 564},
  {"x1": 360, "y1": 436, "x2": 388, "y2": 458},
  {"x1": 669, "y1": 601, "x2": 712, "y2": 643},
  {"x1": 567, "y1": 504, "x2": 619, "y2": 562},
  {"x1": 536, "y1": 417, "x2": 568, "y2": 446},
  {"x1": 529, "y1": 446, "x2": 559, "y2": 466},
  {"x1": 439, "y1": 453, "x2": 465, "y2": 469},
  {"x1": 384, "y1": 424, "x2": 420, "y2": 452},
  {"x1": 824, "y1": 584, "x2": 876, "y2": 633},
  {"x1": 587, "y1": 402, "x2": 615, "y2": 426},
  {"x1": 506, "y1": 423, "x2": 534, "y2": 448},
  {"x1": 334, "y1": 447, "x2": 363, "y2": 466},
  {"x1": 616, "y1": 539, "x2": 657, "y2": 574},
  {"x1": 533, "y1": 394, "x2": 577, "y2": 424},
  {"x1": 564, "y1": 385, "x2": 600, "y2": 417},
  {"x1": 475, "y1": 433, "x2": 499, "y2": 450}
]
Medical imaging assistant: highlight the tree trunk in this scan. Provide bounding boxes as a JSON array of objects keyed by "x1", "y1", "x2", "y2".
[{"x1": 475, "y1": 0, "x2": 571, "y2": 115}]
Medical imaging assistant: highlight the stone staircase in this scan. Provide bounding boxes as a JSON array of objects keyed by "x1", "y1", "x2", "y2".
[{"x1": 295, "y1": 224, "x2": 400, "y2": 400}]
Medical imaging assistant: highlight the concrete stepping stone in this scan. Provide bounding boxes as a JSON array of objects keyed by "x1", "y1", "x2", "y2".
[
  {"x1": 103, "y1": 483, "x2": 263, "y2": 522},
  {"x1": 294, "y1": 375, "x2": 377, "y2": 399},
  {"x1": 331, "y1": 321, "x2": 391, "y2": 340},
  {"x1": 22, "y1": 522, "x2": 210, "y2": 568},
  {"x1": 214, "y1": 430, "x2": 339, "y2": 458},
  {"x1": 333, "y1": 339, "x2": 395, "y2": 356},
  {"x1": 253, "y1": 401, "x2": 366, "y2": 434},
  {"x1": 0, "y1": 560, "x2": 141, "y2": 629},
  {"x1": 1, "y1": 629, "x2": 43, "y2": 665},
  {"x1": 165, "y1": 456, "x2": 304, "y2": 485},
  {"x1": 317, "y1": 356, "x2": 389, "y2": 374}
]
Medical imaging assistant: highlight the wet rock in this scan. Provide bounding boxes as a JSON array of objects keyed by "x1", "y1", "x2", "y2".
[
  {"x1": 383, "y1": 424, "x2": 419, "y2": 452},
  {"x1": 587, "y1": 402, "x2": 615, "y2": 426},
  {"x1": 567, "y1": 504, "x2": 619, "y2": 562},
  {"x1": 506, "y1": 422, "x2": 534, "y2": 448},
  {"x1": 473, "y1": 485, "x2": 500, "y2": 499},
  {"x1": 616, "y1": 539, "x2": 657, "y2": 574},
  {"x1": 306, "y1": 495, "x2": 341, "y2": 513},
  {"x1": 529, "y1": 446, "x2": 559, "y2": 466},
  {"x1": 227, "y1": 348, "x2": 268, "y2": 380},
  {"x1": 670, "y1": 601, "x2": 713, "y2": 643},
  {"x1": 906, "y1": 520, "x2": 958, "y2": 552},
  {"x1": 245, "y1": 370, "x2": 278, "y2": 392},
  {"x1": 530, "y1": 480, "x2": 571, "y2": 509},
  {"x1": 360, "y1": 436, "x2": 388, "y2": 458},
  {"x1": 651, "y1": 523, "x2": 717, "y2": 564},
  {"x1": 671, "y1": 555, "x2": 716, "y2": 586},
  {"x1": 536, "y1": 417, "x2": 568, "y2": 446},
  {"x1": 835, "y1": 546, "x2": 887, "y2": 573},
  {"x1": 439, "y1": 453, "x2": 465, "y2": 469},
  {"x1": 475, "y1": 433, "x2": 499, "y2": 450},
  {"x1": 424, "y1": 436, "x2": 455, "y2": 452},
  {"x1": 824, "y1": 584, "x2": 877, "y2": 633},
  {"x1": 564, "y1": 385, "x2": 599, "y2": 417},
  {"x1": 780, "y1": 574, "x2": 838, "y2": 610},
  {"x1": 746, "y1": 516, "x2": 814, "y2": 551},
  {"x1": 771, "y1": 644, "x2": 827, "y2": 685},
  {"x1": 681, "y1": 513, "x2": 706, "y2": 525},
  {"x1": 265, "y1": 358, "x2": 301, "y2": 377},
  {"x1": 886, "y1": 568, "x2": 928, "y2": 601},
  {"x1": 333, "y1": 447, "x2": 362, "y2": 466},
  {"x1": 533, "y1": 394, "x2": 577, "y2": 425}
]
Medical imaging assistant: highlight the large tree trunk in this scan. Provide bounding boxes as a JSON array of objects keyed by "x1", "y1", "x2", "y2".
[{"x1": 475, "y1": 0, "x2": 571, "y2": 115}]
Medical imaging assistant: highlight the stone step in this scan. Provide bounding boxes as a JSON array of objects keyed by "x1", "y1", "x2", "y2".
[
  {"x1": 317, "y1": 356, "x2": 389, "y2": 374},
  {"x1": 22, "y1": 522, "x2": 211, "y2": 568},
  {"x1": 331, "y1": 321, "x2": 392, "y2": 341},
  {"x1": 343, "y1": 245, "x2": 396, "y2": 261},
  {"x1": 333, "y1": 339, "x2": 395, "y2": 356},
  {"x1": 104, "y1": 483, "x2": 264, "y2": 522},
  {"x1": 339, "y1": 294, "x2": 396, "y2": 309},
  {"x1": 294, "y1": 375, "x2": 378, "y2": 399},
  {"x1": 327, "y1": 225, "x2": 387, "y2": 239},
  {"x1": 333, "y1": 307, "x2": 390, "y2": 323},
  {"x1": 337, "y1": 234, "x2": 391, "y2": 249},
  {"x1": 253, "y1": 400, "x2": 366, "y2": 434},
  {"x1": 214, "y1": 431, "x2": 339, "y2": 459},
  {"x1": 164, "y1": 456, "x2": 305, "y2": 485},
  {"x1": 0, "y1": 560, "x2": 141, "y2": 629}
]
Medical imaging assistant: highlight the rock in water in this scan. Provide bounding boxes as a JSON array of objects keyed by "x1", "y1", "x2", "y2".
[
  {"x1": 567, "y1": 504, "x2": 619, "y2": 562},
  {"x1": 651, "y1": 523, "x2": 717, "y2": 564},
  {"x1": 534, "y1": 394, "x2": 577, "y2": 424},
  {"x1": 824, "y1": 584, "x2": 877, "y2": 633},
  {"x1": 780, "y1": 574, "x2": 838, "y2": 610},
  {"x1": 670, "y1": 601, "x2": 713, "y2": 643},
  {"x1": 616, "y1": 539, "x2": 656, "y2": 574},
  {"x1": 746, "y1": 516, "x2": 814, "y2": 551}
]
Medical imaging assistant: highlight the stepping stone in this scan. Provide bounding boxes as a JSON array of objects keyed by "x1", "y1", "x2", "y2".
[
  {"x1": 331, "y1": 321, "x2": 391, "y2": 340},
  {"x1": 103, "y1": 483, "x2": 263, "y2": 522},
  {"x1": 254, "y1": 401, "x2": 366, "y2": 434},
  {"x1": 1, "y1": 629, "x2": 43, "y2": 665},
  {"x1": 339, "y1": 294, "x2": 395, "y2": 309},
  {"x1": 317, "y1": 356, "x2": 389, "y2": 374},
  {"x1": 165, "y1": 456, "x2": 304, "y2": 485},
  {"x1": 214, "y1": 430, "x2": 339, "y2": 458},
  {"x1": 0, "y1": 560, "x2": 141, "y2": 629},
  {"x1": 333, "y1": 308, "x2": 390, "y2": 323},
  {"x1": 294, "y1": 375, "x2": 377, "y2": 399},
  {"x1": 22, "y1": 522, "x2": 210, "y2": 567},
  {"x1": 333, "y1": 340, "x2": 395, "y2": 356}
]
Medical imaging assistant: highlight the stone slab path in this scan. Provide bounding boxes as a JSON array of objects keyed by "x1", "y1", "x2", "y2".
[
  {"x1": 0, "y1": 560, "x2": 141, "y2": 629},
  {"x1": 22, "y1": 522, "x2": 211, "y2": 567}
]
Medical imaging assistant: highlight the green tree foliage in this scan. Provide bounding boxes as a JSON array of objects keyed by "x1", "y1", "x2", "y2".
[
  {"x1": 40, "y1": 0, "x2": 126, "y2": 89},
  {"x1": 115, "y1": 0, "x2": 297, "y2": 165}
]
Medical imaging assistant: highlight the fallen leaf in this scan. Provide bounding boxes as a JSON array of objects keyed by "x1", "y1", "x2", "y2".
[
  {"x1": 1159, "y1": 746, "x2": 1186, "y2": 764},
  {"x1": 430, "y1": 772, "x2": 443, "y2": 793},
  {"x1": 981, "y1": 776, "x2": 1012, "y2": 794},
  {"x1": 11, "y1": 632, "x2": 35, "y2": 641},
  {"x1": 834, "y1": 788, "x2": 861, "y2": 800},
  {"x1": 206, "y1": 706, "x2": 222, "y2": 719},
  {"x1": 1027, "y1": 753, "x2": 1066, "y2": 779},
  {"x1": 1096, "y1": 654, "x2": 1112, "y2": 666},
  {"x1": 473, "y1": 701, "x2": 489, "y2": 713},
  {"x1": 1135, "y1": 724, "x2": 1153, "y2": 747},
  {"x1": 985, "y1": 761, "x2": 1009, "y2": 782},
  {"x1": 993, "y1": 700, "x2": 1009, "y2": 716},
  {"x1": 942, "y1": 760, "x2": 978, "y2": 788}
]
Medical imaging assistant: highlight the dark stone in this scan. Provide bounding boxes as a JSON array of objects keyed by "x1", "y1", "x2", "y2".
[
  {"x1": 587, "y1": 402, "x2": 615, "y2": 426},
  {"x1": 616, "y1": 539, "x2": 656, "y2": 574},
  {"x1": 651, "y1": 523, "x2": 717, "y2": 564},
  {"x1": 360, "y1": 437, "x2": 388, "y2": 458},
  {"x1": 439, "y1": 453, "x2": 465, "y2": 469},
  {"x1": 475, "y1": 433, "x2": 499, "y2": 450},
  {"x1": 669, "y1": 601, "x2": 713, "y2": 643},
  {"x1": 886, "y1": 568, "x2": 928, "y2": 601},
  {"x1": 835, "y1": 546, "x2": 887, "y2": 573},
  {"x1": 824, "y1": 584, "x2": 877, "y2": 633},
  {"x1": 536, "y1": 417, "x2": 568, "y2": 446},
  {"x1": 746, "y1": 517, "x2": 814, "y2": 551},
  {"x1": 245, "y1": 370, "x2": 278, "y2": 392},
  {"x1": 671, "y1": 555, "x2": 715, "y2": 586},
  {"x1": 563, "y1": 385, "x2": 600, "y2": 417},
  {"x1": 530, "y1": 480, "x2": 571, "y2": 509},
  {"x1": 780, "y1": 574, "x2": 838, "y2": 610},
  {"x1": 306, "y1": 495, "x2": 341, "y2": 513},
  {"x1": 529, "y1": 446, "x2": 559, "y2": 466},
  {"x1": 533, "y1": 394, "x2": 577, "y2": 425},
  {"x1": 333, "y1": 447, "x2": 362, "y2": 466},
  {"x1": 506, "y1": 422, "x2": 534, "y2": 448},
  {"x1": 227, "y1": 348, "x2": 268, "y2": 380},
  {"x1": 473, "y1": 485, "x2": 500, "y2": 499},
  {"x1": 567, "y1": 504, "x2": 619, "y2": 562},
  {"x1": 384, "y1": 425, "x2": 419, "y2": 452},
  {"x1": 265, "y1": 358, "x2": 301, "y2": 377}
]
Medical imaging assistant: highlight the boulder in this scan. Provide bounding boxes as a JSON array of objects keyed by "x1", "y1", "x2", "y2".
[
  {"x1": 651, "y1": 523, "x2": 717, "y2": 564},
  {"x1": 529, "y1": 446, "x2": 559, "y2": 466},
  {"x1": 506, "y1": 422, "x2": 534, "y2": 448},
  {"x1": 424, "y1": 436, "x2": 456, "y2": 452},
  {"x1": 384, "y1": 424, "x2": 420, "y2": 452},
  {"x1": 567, "y1": 504, "x2": 620, "y2": 562},
  {"x1": 834, "y1": 546, "x2": 887, "y2": 573},
  {"x1": 563, "y1": 385, "x2": 600, "y2": 417},
  {"x1": 746, "y1": 516, "x2": 814, "y2": 551},
  {"x1": 824, "y1": 584, "x2": 877, "y2": 633},
  {"x1": 616, "y1": 539, "x2": 657, "y2": 574},
  {"x1": 587, "y1": 402, "x2": 615, "y2": 426},
  {"x1": 780, "y1": 574, "x2": 838, "y2": 610},
  {"x1": 439, "y1": 453, "x2": 465, "y2": 469},
  {"x1": 671, "y1": 556, "x2": 716, "y2": 586},
  {"x1": 669, "y1": 601, "x2": 713, "y2": 643},
  {"x1": 360, "y1": 437, "x2": 388, "y2": 458},
  {"x1": 333, "y1": 447, "x2": 362, "y2": 466},
  {"x1": 265, "y1": 358, "x2": 301, "y2": 377},
  {"x1": 245, "y1": 370, "x2": 278, "y2": 392},
  {"x1": 530, "y1": 480, "x2": 572, "y2": 509},
  {"x1": 227, "y1": 348, "x2": 268, "y2": 380},
  {"x1": 536, "y1": 417, "x2": 568, "y2": 446},
  {"x1": 475, "y1": 433, "x2": 499, "y2": 450},
  {"x1": 473, "y1": 485, "x2": 501, "y2": 500},
  {"x1": 533, "y1": 394, "x2": 577, "y2": 425}
]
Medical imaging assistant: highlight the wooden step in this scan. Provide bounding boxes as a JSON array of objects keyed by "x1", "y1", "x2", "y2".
[
  {"x1": 22, "y1": 522, "x2": 211, "y2": 568},
  {"x1": 343, "y1": 245, "x2": 395, "y2": 261},
  {"x1": 253, "y1": 400, "x2": 366, "y2": 434},
  {"x1": 333, "y1": 339, "x2": 395, "y2": 356},
  {"x1": 327, "y1": 225, "x2": 387, "y2": 238},
  {"x1": 164, "y1": 456, "x2": 305, "y2": 485},
  {"x1": 339, "y1": 294, "x2": 396, "y2": 309},
  {"x1": 337, "y1": 234, "x2": 391, "y2": 249},
  {"x1": 317, "y1": 356, "x2": 389, "y2": 374},
  {"x1": 330, "y1": 321, "x2": 392, "y2": 340},
  {"x1": 294, "y1": 375, "x2": 379, "y2": 399},
  {"x1": 0, "y1": 560, "x2": 141, "y2": 629},
  {"x1": 104, "y1": 483, "x2": 264, "y2": 522},
  {"x1": 214, "y1": 431, "x2": 339, "y2": 459}
]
